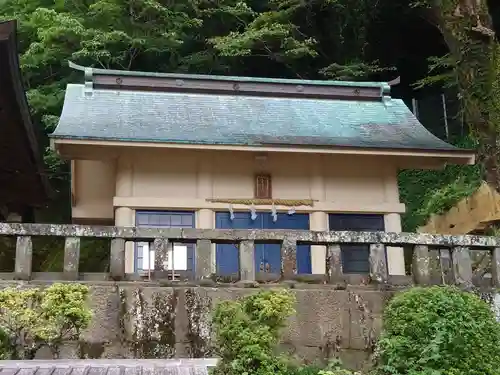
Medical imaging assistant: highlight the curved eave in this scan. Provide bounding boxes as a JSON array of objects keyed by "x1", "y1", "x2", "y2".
[
  {"x1": 0, "y1": 20, "x2": 52, "y2": 203},
  {"x1": 51, "y1": 136, "x2": 476, "y2": 167}
]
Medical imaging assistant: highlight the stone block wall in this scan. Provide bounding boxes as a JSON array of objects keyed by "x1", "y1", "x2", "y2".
[{"x1": 2, "y1": 282, "x2": 393, "y2": 370}]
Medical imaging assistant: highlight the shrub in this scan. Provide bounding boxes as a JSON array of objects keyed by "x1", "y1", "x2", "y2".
[
  {"x1": 317, "y1": 359, "x2": 362, "y2": 375},
  {"x1": 373, "y1": 286, "x2": 500, "y2": 375},
  {"x1": 211, "y1": 289, "x2": 296, "y2": 375},
  {"x1": 0, "y1": 327, "x2": 12, "y2": 359},
  {"x1": 0, "y1": 283, "x2": 92, "y2": 359}
]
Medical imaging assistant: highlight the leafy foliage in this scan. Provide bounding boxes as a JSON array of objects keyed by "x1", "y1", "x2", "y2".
[
  {"x1": 0, "y1": 283, "x2": 92, "y2": 359},
  {"x1": 211, "y1": 289, "x2": 360, "y2": 375},
  {"x1": 211, "y1": 289, "x2": 296, "y2": 375},
  {"x1": 0, "y1": 327, "x2": 11, "y2": 360},
  {"x1": 411, "y1": 0, "x2": 500, "y2": 190},
  {"x1": 398, "y1": 137, "x2": 482, "y2": 231},
  {"x1": 373, "y1": 286, "x2": 500, "y2": 375},
  {"x1": 317, "y1": 359, "x2": 361, "y2": 375}
]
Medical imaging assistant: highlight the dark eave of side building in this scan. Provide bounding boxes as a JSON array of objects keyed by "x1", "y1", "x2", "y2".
[{"x1": 0, "y1": 20, "x2": 52, "y2": 211}]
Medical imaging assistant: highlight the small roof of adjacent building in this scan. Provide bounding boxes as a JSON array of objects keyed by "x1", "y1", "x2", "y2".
[
  {"x1": 51, "y1": 62, "x2": 474, "y2": 164},
  {"x1": 0, "y1": 359, "x2": 217, "y2": 375},
  {"x1": 0, "y1": 20, "x2": 51, "y2": 211}
]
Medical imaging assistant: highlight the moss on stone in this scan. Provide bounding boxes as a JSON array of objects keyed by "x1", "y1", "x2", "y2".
[
  {"x1": 185, "y1": 288, "x2": 212, "y2": 357},
  {"x1": 126, "y1": 287, "x2": 178, "y2": 358}
]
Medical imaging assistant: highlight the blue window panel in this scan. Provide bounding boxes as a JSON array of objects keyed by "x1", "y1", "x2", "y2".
[
  {"x1": 135, "y1": 211, "x2": 195, "y2": 272},
  {"x1": 329, "y1": 214, "x2": 385, "y2": 274},
  {"x1": 215, "y1": 212, "x2": 264, "y2": 275},
  {"x1": 215, "y1": 212, "x2": 311, "y2": 275},
  {"x1": 262, "y1": 213, "x2": 311, "y2": 274}
]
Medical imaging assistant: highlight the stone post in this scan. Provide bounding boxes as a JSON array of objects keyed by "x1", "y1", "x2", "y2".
[
  {"x1": 110, "y1": 238, "x2": 126, "y2": 280},
  {"x1": 491, "y1": 247, "x2": 500, "y2": 288},
  {"x1": 153, "y1": 238, "x2": 171, "y2": 278},
  {"x1": 326, "y1": 244, "x2": 343, "y2": 283},
  {"x1": 281, "y1": 236, "x2": 297, "y2": 278},
  {"x1": 412, "y1": 245, "x2": 430, "y2": 285},
  {"x1": 15, "y1": 236, "x2": 33, "y2": 280},
  {"x1": 369, "y1": 243, "x2": 388, "y2": 284},
  {"x1": 451, "y1": 246, "x2": 473, "y2": 289},
  {"x1": 439, "y1": 249, "x2": 453, "y2": 284},
  {"x1": 239, "y1": 240, "x2": 255, "y2": 281},
  {"x1": 63, "y1": 237, "x2": 81, "y2": 280},
  {"x1": 196, "y1": 239, "x2": 212, "y2": 280}
]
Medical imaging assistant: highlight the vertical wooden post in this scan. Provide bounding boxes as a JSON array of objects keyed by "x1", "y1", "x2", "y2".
[
  {"x1": 15, "y1": 236, "x2": 33, "y2": 280},
  {"x1": 491, "y1": 247, "x2": 500, "y2": 288},
  {"x1": 196, "y1": 239, "x2": 212, "y2": 280},
  {"x1": 369, "y1": 243, "x2": 388, "y2": 284},
  {"x1": 326, "y1": 244, "x2": 343, "y2": 283},
  {"x1": 110, "y1": 238, "x2": 126, "y2": 280},
  {"x1": 281, "y1": 237, "x2": 297, "y2": 278},
  {"x1": 239, "y1": 240, "x2": 255, "y2": 281},
  {"x1": 63, "y1": 237, "x2": 81, "y2": 280},
  {"x1": 412, "y1": 245, "x2": 430, "y2": 285},
  {"x1": 451, "y1": 246, "x2": 473, "y2": 289}
]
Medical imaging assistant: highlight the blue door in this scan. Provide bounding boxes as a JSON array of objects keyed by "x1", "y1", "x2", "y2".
[
  {"x1": 135, "y1": 211, "x2": 195, "y2": 272},
  {"x1": 328, "y1": 214, "x2": 384, "y2": 273},
  {"x1": 215, "y1": 212, "x2": 261, "y2": 275},
  {"x1": 215, "y1": 212, "x2": 311, "y2": 275},
  {"x1": 262, "y1": 213, "x2": 311, "y2": 274}
]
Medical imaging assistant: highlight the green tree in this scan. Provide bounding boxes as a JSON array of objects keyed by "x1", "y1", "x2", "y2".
[
  {"x1": 416, "y1": 0, "x2": 499, "y2": 188},
  {"x1": 210, "y1": 0, "x2": 389, "y2": 79}
]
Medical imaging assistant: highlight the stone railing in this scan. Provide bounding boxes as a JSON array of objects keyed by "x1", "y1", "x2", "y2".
[{"x1": 0, "y1": 223, "x2": 499, "y2": 288}]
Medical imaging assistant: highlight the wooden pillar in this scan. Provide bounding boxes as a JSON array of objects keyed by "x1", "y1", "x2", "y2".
[
  {"x1": 196, "y1": 155, "x2": 215, "y2": 273},
  {"x1": 115, "y1": 155, "x2": 135, "y2": 274},
  {"x1": 310, "y1": 156, "x2": 327, "y2": 274}
]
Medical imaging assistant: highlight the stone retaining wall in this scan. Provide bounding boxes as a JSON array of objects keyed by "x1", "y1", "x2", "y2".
[{"x1": 3, "y1": 282, "x2": 392, "y2": 370}]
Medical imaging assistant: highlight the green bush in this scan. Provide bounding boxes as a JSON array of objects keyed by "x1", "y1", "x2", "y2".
[
  {"x1": 211, "y1": 289, "x2": 296, "y2": 375},
  {"x1": 0, "y1": 327, "x2": 12, "y2": 359},
  {"x1": 0, "y1": 283, "x2": 92, "y2": 359},
  {"x1": 211, "y1": 290, "x2": 359, "y2": 375},
  {"x1": 373, "y1": 286, "x2": 500, "y2": 375},
  {"x1": 317, "y1": 359, "x2": 361, "y2": 375}
]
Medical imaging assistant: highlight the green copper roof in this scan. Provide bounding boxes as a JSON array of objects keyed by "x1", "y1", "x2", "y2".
[
  {"x1": 68, "y1": 61, "x2": 390, "y2": 91},
  {"x1": 52, "y1": 83, "x2": 467, "y2": 153}
]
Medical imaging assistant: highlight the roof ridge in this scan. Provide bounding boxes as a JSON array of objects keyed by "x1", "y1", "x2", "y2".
[{"x1": 68, "y1": 61, "x2": 391, "y2": 101}]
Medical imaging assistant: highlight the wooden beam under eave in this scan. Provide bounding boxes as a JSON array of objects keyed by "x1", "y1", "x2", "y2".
[{"x1": 71, "y1": 160, "x2": 76, "y2": 207}]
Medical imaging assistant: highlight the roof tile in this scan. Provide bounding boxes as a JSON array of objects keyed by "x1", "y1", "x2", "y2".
[
  {"x1": 52, "y1": 84, "x2": 464, "y2": 152},
  {"x1": 0, "y1": 359, "x2": 217, "y2": 375}
]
